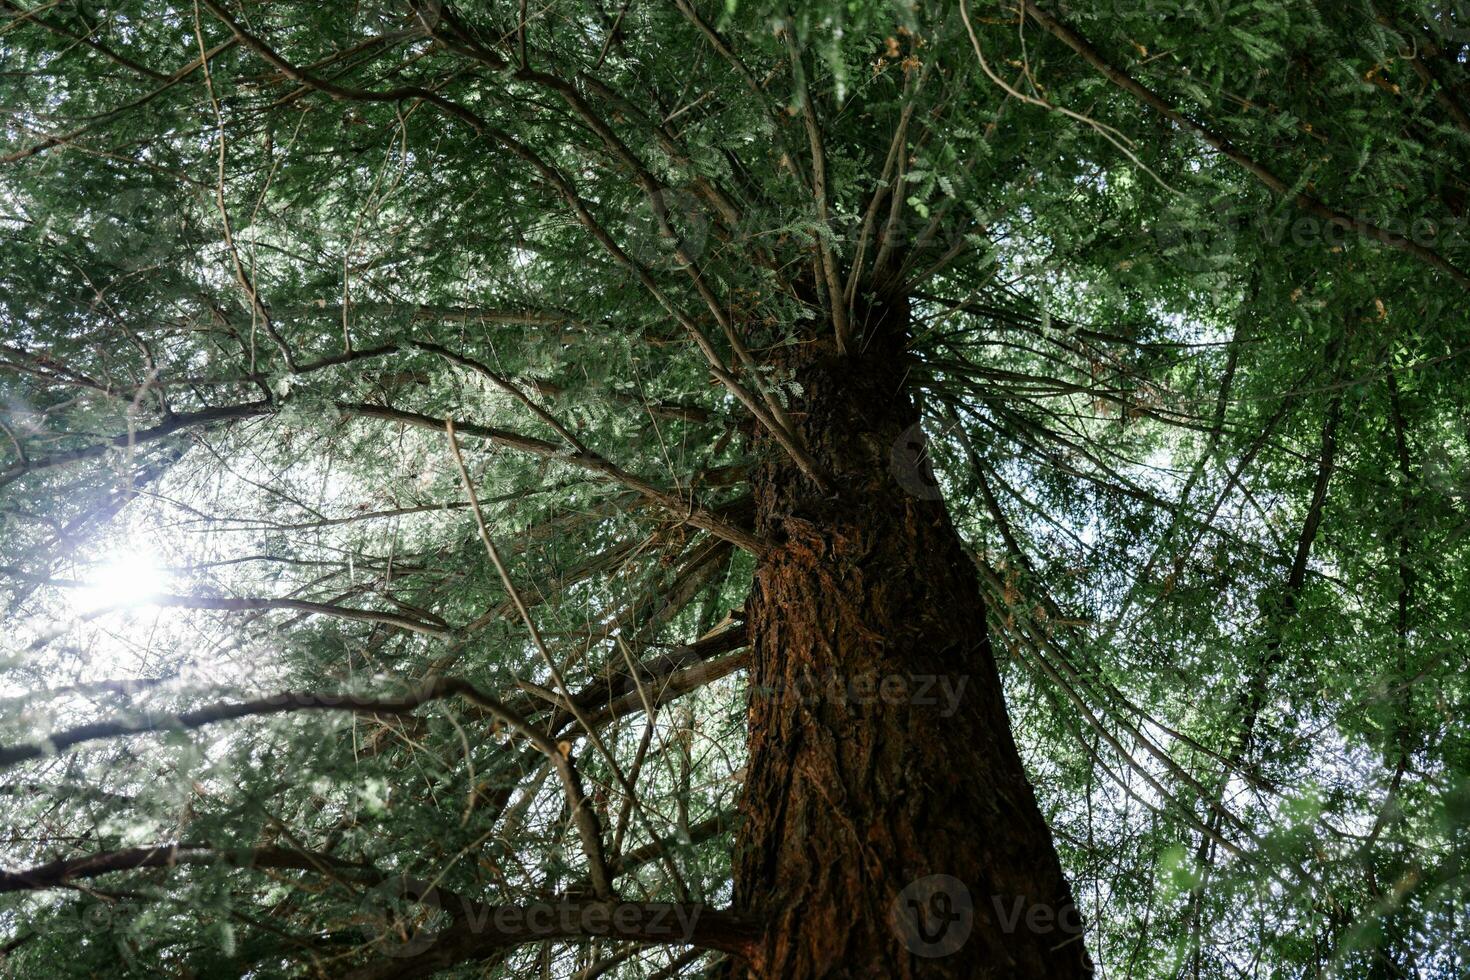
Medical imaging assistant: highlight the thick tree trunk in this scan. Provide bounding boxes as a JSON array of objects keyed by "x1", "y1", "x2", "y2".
[{"x1": 732, "y1": 300, "x2": 1093, "y2": 979}]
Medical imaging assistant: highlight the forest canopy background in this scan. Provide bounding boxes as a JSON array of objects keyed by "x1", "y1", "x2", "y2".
[{"x1": 1, "y1": 0, "x2": 1468, "y2": 977}]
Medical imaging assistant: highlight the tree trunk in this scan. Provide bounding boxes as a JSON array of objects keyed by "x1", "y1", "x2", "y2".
[{"x1": 732, "y1": 298, "x2": 1093, "y2": 979}]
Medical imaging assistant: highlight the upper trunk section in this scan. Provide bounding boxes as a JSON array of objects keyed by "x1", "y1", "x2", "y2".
[{"x1": 731, "y1": 299, "x2": 1094, "y2": 979}]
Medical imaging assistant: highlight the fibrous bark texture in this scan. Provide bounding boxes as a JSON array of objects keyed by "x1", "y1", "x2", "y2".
[{"x1": 733, "y1": 302, "x2": 1093, "y2": 979}]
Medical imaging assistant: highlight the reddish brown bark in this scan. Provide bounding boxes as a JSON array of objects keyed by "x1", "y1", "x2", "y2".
[{"x1": 731, "y1": 300, "x2": 1093, "y2": 978}]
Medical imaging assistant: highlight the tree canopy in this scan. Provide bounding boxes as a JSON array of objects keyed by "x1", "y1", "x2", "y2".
[{"x1": 1, "y1": 0, "x2": 1468, "y2": 976}]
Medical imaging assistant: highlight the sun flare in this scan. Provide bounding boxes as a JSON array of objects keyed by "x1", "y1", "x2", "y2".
[{"x1": 72, "y1": 551, "x2": 171, "y2": 613}]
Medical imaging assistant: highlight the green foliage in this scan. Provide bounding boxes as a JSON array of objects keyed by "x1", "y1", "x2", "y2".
[{"x1": 1, "y1": 0, "x2": 1468, "y2": 976}]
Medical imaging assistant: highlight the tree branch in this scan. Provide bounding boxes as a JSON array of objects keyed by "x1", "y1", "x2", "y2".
[{"x1": 1020, "y1": 0, "x2": 1470, "y2": 289}]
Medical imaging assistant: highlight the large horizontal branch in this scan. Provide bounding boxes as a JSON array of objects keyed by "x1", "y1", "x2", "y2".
[
  {"x1": 0, "y1": 0, "x2": 170, "y2": 81},
  {"x1": 555, "y1": 625, "x2": 750, "y2": 738},
  {"x1": 339, "y1": 334, "x2": 713, "y2": 423},
  {"x1": 0, "y1": 402, "x2": 271, "y2": 489},
  {"x1": 2, "y1": 568, "x2": 448, "y2": 636},
  {"x1": 0, "y1": 33, "x2": 239, "y2": 164},
  {"x1": 608, "y1": 812, "x2": 732, "y2": 880},
  {"x1": 131, "y1": 593, "x2": 447, "y2": 636},
  {"x1": 571, "y1": 649, "x2": 748, "y2": 737},
  {"x1": 285, "y1": 303, "x2": 570, "y2": 329},
  {"x1": 452, "y1": 618, "x2": 746, "y2": 740},
  {"x1": 0, "y1": 676, "x2": 538, "y2": 771},
  {"x1": 339, "y1": 402, "x2": 766, "y2": 554},
  {"x1": 0, "y1": 394, "x2": 763, "y2": 552},
  {"x1": 501, "y1": 617, "x2": 746, "y2": 735},
  {"x1": 341, "y1": 898, "x2": 757, "y2": 980},
  {"x1": 0, "y1": 843, "x2": 758, "y2": 970},
  {"x1": 520, "y1": 376, "x2": 716, "y2": 425},
  {"x1": 0, "y1": 675, "x2": 613, "y2": 894},
  {"x1": 0, "y1": 843, "x2": 371, "y2": 894}
]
